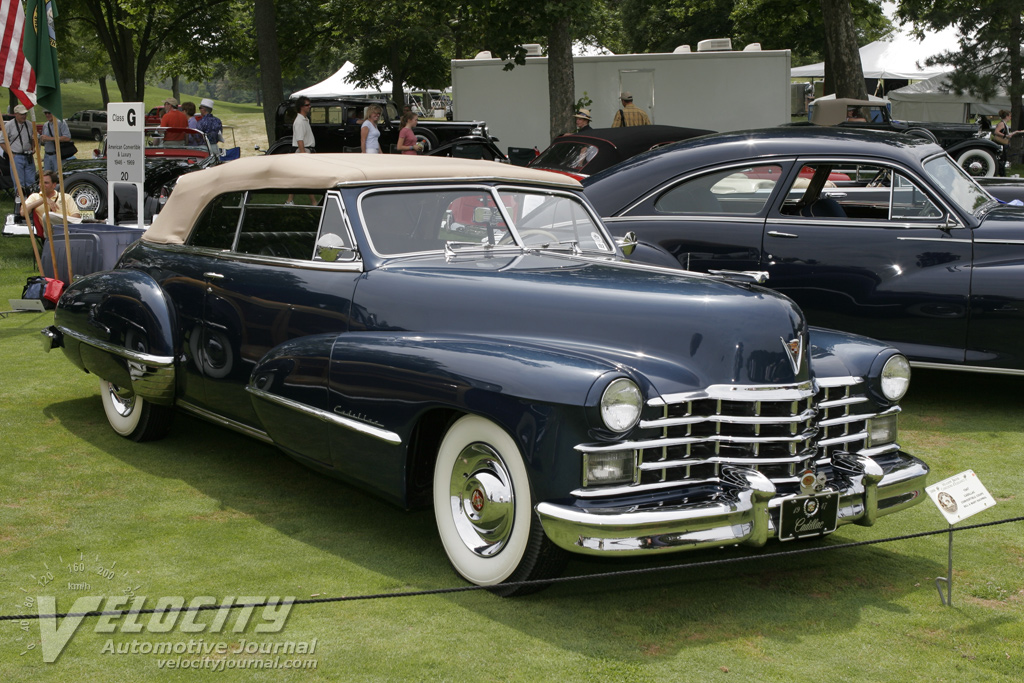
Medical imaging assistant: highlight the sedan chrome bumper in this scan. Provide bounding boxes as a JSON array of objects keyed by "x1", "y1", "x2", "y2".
[{"x1": 536, "y1": 452, "x2": 928, "y2": 556}]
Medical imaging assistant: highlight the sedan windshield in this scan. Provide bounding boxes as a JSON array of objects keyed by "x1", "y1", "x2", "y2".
[{"x1": 922, "y1": 155, "x2": 994, "y2": 215}]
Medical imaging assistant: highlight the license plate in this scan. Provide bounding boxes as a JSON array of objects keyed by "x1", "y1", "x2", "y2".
[
  {"x1": 81, "y1": 210, "x2": 95, "y2": 220},
  {"x1": 778, "y1": 492, "x2": 839, "y2": 541}
]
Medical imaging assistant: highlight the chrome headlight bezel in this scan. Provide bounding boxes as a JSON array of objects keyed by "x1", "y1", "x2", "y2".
[
  {"x1": 600, "y1": 377, "x2": 643, "y2": 433},
  {"x1": 880, "y1": 354, "x2": 911, "y2": 402}
]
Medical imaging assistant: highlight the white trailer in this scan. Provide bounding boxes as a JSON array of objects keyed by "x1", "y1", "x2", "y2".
[{"x1": 451, "y1": 44, "x2": 791, "y2": 151}]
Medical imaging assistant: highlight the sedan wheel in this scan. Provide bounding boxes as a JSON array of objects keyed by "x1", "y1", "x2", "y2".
[
  {"x1": 65, "y1": 173, "x2": 108, "y2": 220},
  {"x1": 433, "y1": 414, "x2": 566, "y2": 595},
  {"x1": 957, "y1": 148, "x2": 997, "y2": 177}
]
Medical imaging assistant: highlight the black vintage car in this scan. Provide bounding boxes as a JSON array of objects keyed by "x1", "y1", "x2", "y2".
[
  {"x1": 265, "y1": 97, "x2": 492, "y2": 154},
  {"x1": 57, "y1": 127, "x2": 220, "y2": 223},
  {"x1": 585, "y1": 127, "x2": 1024, "y2": 375},
  {"x1": 800, "y1": 97, "x2": 1004, "y2": 177},
  {"x1": 529, "y1": 125, "x2": 715, "y2": 180},
  {"x1": 42, "y1": 153, "x2": 927, "y2": 594}
]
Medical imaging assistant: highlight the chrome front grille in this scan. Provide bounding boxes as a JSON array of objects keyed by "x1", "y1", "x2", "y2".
[{"x1": 576, "y1": 378, "x2": 897, "y2": 495}]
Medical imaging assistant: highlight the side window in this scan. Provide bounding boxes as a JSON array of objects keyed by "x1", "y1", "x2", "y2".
[
  {"x1": 94, "y1": 112, "x2": 107, "y2": 123},
  {"x1": 314, "y1": 195, "x2": 357, "y2": 262},
  {"x1": 891, "y1": 173, "x2": 943, "y2": 219},
  {"x1": 235, "y1": 191, "x2": 325, "y2": 259},
  {"x1": 309, "y1": 107, "x2": 327, "y2": 125},
  {"x1": 780, "y1": 163, "x2": 942, "y2": 221},
  {"x1": 189, "y1": 191, "x2": 244, "y2": 249},
  {"x1": 326, "y1": 106, "x2": 344, "y2": 125},
  {"x1": 654, "y1": 165, "x2": 782, "y2": 215}
]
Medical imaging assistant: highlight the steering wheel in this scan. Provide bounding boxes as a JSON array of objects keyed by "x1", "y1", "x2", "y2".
[
  {"x1": 498, "y1": 229, "x2": 560, "y2": 246},
  {"x1": 867, "y1": 169, "x2": 891, "y2": 188}
]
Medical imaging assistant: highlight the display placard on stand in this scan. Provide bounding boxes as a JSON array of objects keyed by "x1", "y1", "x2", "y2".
[{"x1": 106, "y1": 103, "x2": 145, "y2": 229}]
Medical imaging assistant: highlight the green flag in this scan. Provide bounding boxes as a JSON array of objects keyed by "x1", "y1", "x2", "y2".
[{"x1": 23, "y1": 0, "x2": 62, "y2": 118}]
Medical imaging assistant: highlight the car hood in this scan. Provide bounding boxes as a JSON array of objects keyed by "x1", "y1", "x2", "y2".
[{"x1": 352, "y1": 251, "x2": 811, "y2": 396}]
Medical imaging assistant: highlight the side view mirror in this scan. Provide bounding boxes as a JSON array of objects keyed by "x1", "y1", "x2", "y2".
[
  {"x1": 315, "y1": 233, "x2": 358, "y2": 262},
  {"x1": 617, "y1": 231, "x2": 638, "y2": 257}
]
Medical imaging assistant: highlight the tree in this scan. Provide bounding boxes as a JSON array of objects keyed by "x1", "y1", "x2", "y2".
[
  {"x1": 894, "y1": 0, "x2": 1023, "y2": 154},
  {"x1": 477, "y1": 0, "x2": 604, "y2": 142},
  {"x1": 254, "y1": 0, "x2": 284, "y2": 143},
  {"x1": 61, "y1": 0, "x2": 232, "y2": 102},
  {"x1": 820, "y1": 0, "x2": 868, "y2": 99},
  {"x1": 323, "y1": 0, "x2": 457, "y2": 106}
]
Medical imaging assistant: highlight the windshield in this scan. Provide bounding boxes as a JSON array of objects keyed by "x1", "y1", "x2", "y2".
[
  {"x1": 532, "y1": 141, "x2": 599, "y2": 172},
  {"x1": 358, "y1": 186, "x2": 613, "y2": 256},
  {"x1": 922, "y1": 155, "x2": 993, "y2": 215}
]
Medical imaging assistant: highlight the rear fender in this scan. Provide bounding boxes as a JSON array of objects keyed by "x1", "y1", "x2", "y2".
[{"x1": 54, "y1": 270, "x2": 177, "y2": 403}]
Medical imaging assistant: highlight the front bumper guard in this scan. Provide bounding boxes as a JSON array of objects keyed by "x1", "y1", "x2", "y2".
[{"x1": 536, "y1": 452, "x2": 928, "y2": 556}]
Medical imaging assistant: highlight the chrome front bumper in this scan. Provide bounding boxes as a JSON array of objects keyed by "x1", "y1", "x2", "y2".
[{"x1": 535, "y1": 452, "x2": 928, "y2": 556}]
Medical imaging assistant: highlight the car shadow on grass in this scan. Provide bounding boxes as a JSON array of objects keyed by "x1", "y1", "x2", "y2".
[{"x1": 42, "y1": 393, "x2": 979, "y2": 659}]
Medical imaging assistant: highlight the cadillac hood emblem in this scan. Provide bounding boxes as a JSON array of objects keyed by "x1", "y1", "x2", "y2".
[{"x1": 781, "y1": 336, "x2": 804, "y2": 374}]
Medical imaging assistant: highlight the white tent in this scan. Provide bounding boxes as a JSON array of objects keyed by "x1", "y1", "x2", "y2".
[
  {"x1": 888, "y1": 74, "x2": 1020, "y2": 122},
  {"x1": 290, "y1": 62, "x2": 395, "y2": 99},
  {"x1": 792, "y1": 27, "x2": 959, "y2": 80}
]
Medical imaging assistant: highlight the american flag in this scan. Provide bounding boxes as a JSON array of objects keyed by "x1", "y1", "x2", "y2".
[{"x1": 1, "y1": 0, "x2": 36, "y2": 108}]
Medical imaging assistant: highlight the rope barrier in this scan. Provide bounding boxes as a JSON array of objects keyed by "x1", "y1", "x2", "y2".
[{"x1": 3, "y1": 514, "x2": 1021, "y2": 622}]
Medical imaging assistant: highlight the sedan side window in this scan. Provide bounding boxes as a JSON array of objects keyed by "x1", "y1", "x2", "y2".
[
  {"x1": 780, "y1": 163, "x2": 943, "y2": 221},
  {"x1": 654, "y1": 165, "x2": 782, "y2": 215}
]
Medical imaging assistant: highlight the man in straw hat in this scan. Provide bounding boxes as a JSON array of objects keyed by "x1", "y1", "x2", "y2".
[{"x1": 574, "y1": 108, "x2": 593, "y2": 133}]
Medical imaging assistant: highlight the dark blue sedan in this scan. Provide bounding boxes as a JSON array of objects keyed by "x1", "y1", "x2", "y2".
[
  {"x1": 42, "y1": 153, "x2": 928, "y2": 594},
  {"x1": 585, "y1": 127, "x2": 1024, "y2": 375}
]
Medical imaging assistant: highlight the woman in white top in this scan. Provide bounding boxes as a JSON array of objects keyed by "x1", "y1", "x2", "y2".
[{"x1": 361, "y1": 105, "x2": 383, "y2": 154}]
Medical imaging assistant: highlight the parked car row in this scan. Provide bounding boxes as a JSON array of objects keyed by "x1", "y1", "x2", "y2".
[
  {"x1": 42, "y1": 153, "x2": 929, "y2": 595},
  {"x1": 581, "y1": 127, "x2": 1024, "y2": 376}
]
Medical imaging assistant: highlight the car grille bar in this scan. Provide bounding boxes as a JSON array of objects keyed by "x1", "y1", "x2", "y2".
[{"x1": 576, "y1": 378, "x2": 900, "y2": 495}]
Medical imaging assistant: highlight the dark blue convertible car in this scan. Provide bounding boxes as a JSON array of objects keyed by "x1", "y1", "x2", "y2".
[
  {"x1": 586, "y1": 128, "x2": 1024, "y2": 375},
  {"x1": 43, "y1": 154, "x2": 928, "y2": 594}
]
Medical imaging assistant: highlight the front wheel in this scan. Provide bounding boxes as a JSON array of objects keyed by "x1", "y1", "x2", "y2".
[
  {"x1": 65, "y1": 172, "x2": 108, "y2": 220},
  {"x1": 957, "y1": 148, "x2": 998, "y2": 177},
  {"x1": 433, "y1": 415, "x2": 566, "y2": 596},
  {"x1": 99, "y1": 379, "x2": 173, "y2": 442}
]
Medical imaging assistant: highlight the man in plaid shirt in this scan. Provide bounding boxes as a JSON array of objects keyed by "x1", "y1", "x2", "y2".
[{"x1": 611, "y1": 92, "x2": 651, "y2": 127}]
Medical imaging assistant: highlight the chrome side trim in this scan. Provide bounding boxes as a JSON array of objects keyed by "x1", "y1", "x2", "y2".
[
  {"x1": 176, "y1": 400, "x2": 274, "y2": 444},
  {"x1": 909, "y1": 360, "x2": 1024, "y2": 376},
  {"x1": 973, "y1": 238, "x2": 1024, "y2": 245},
  {"x1": 605, "y1": 215, "x2": 766, "y2": 225},
  {"x1": 246, "y1": 386, "x2": 402, "y2": 445},
  {"x1": 896, "y1": 237, "x2": 973, "y2": 244},
  {"x1": 58, "y1": 325, "x2": 174, "y2": 367},
  {"x1": 147, "y1": 242, "x2": 365, "y2": 272}
]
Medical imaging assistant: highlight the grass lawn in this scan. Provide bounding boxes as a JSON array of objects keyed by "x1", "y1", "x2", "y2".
[{"x1": 0, "y1": 213, "x2": 1022, "y2": 682}]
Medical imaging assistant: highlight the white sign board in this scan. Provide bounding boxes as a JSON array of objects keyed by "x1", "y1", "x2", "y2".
[
  {"x1": 926, "y1": 470, "x2": 996, "y2": 525},
  {"x1": 106, "y1": 102, "x2": 145, "y2": 184}
]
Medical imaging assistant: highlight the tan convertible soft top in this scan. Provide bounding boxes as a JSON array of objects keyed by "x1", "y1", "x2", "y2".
[{"x1": 144, "y1": 153, "x2": 582, "y2": 244}]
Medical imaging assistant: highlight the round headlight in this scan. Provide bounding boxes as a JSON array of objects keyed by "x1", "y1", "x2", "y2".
[
  {"x1": 600, "y1": 378, "x2": 642, "y2": 432},
  {"x1": 880, "y1": 354, "x2": 911, "y2": 401}
]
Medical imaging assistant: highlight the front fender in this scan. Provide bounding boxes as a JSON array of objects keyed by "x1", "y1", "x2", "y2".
[
  {"x1": 53, "y1": 269, "x2": 177, "y2": 402},
  {"x1": 945, "y1": 138, "x2": 1001, "y2": 156},
  {"x1": 809, "y1": 326, "x2": 902, "y2": 405}
]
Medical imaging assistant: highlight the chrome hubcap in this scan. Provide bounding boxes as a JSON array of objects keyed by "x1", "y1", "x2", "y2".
[
  {"x1": 105, "y1": 382, "x2": 136, "y2": 418},
  {"x1": 448, "y1": 443, "x2": 515, "y2": 557}
]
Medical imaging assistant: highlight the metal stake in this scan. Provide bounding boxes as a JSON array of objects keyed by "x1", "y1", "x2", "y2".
[{"x1": 935, "y1": 524, "x2": 953, "y2": 606}]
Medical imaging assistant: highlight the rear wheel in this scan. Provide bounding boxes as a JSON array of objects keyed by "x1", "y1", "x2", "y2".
[
  {"x1": 957, "y1": 148, "x2": 998, "y2": 177},
  {"x1": 65, "y1": 172, "x2": 108, "y2": 220},
  {"x1": 433, "y1": 414, "x2": 567, "y2": 596},
  {"x1": 100, "y1": 379, "x2": 173, "y2": 442}
]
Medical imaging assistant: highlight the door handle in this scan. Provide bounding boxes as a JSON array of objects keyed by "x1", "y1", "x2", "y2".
[
  {"x1": 767, "y1": 231, "x2": 798, "y2": 238},
  {"x1": 203, "y1": 272, "x2": 225, "y2": 280}
]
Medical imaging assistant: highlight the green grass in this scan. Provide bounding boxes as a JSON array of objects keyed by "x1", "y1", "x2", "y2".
[{"x1": 1, "y1": 229, "x2": 1022, "y2": 682}]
